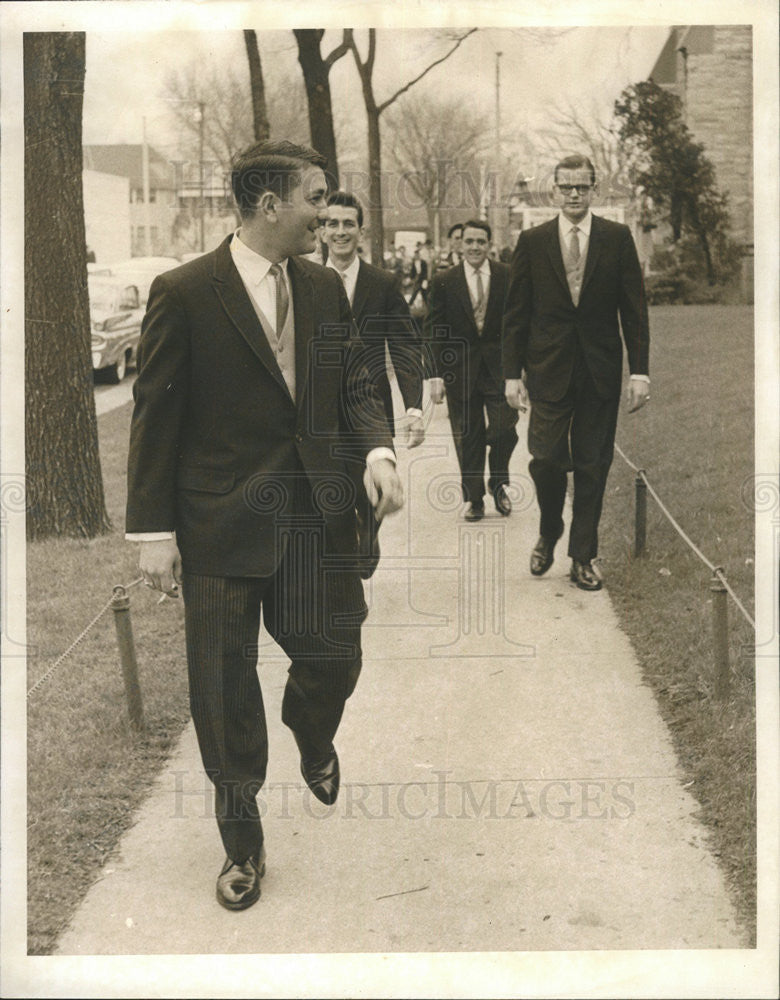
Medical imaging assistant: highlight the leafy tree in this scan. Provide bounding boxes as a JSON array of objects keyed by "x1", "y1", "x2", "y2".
[
  {"x1": 24, "y1": 33, "x2": 111, "y2": 539},
  {"x1": 614, "y1": 79, "x2": 735, "y2": 285}
]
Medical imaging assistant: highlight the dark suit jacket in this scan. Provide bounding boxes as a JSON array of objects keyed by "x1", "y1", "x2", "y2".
[
  {"x1": 126, "y1": 236, "x2": 392, "y2": 577},
  {"x1": 351, "y1": 259, "x2": 424, "y2": 435},
  {"x1": 426, "y1": 259, "x2": 509, "y2": 399},
  {"x1": 502, "y1": 214, "x2": 649, "y2": 402}
]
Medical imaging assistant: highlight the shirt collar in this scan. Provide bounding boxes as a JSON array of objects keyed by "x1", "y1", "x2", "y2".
[
  {"x1": 466, "y1": 259, "x2": 490, "y2": 278},
  {"x1": 327, "y1": 254, "x2": 360, "y2": 283},
  {"x1": 231, "y1": 230, "x2": 289, "y2": 285},
  {"x1": 559, "y1": 211, "x2": 593, "y2": 239}
]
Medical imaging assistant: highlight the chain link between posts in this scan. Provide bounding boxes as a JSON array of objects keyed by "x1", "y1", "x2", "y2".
[
  {"x1": 26, "y1": 577, "x2": 145, "y2": 699},
  {"x1": 614, "y1": 443, "x2": 754, "y2": 629}
]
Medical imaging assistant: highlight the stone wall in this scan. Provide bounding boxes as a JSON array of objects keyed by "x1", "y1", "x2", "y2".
[{"x1": 683, "y1": 25, "x2": 753, "y2": 247}]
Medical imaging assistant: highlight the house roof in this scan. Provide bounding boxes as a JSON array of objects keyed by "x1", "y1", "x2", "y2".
[
  {"x1": 83, "y1": 145, "x2": 176, "y2": 190},
  {"x1": 649, "y1": 25, "x2": 716, "y2": 84}
]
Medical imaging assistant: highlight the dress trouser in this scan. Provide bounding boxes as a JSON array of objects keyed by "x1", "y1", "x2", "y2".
[
  {"x1": 446, "y1": 362, "x2": 519, "y2": 504},
  {"x1": 182, "y1": 527, "x2": 367, "y2": 865},
  {"x1": 527, "y1": 360, "x2": 620, "y2": 562}
]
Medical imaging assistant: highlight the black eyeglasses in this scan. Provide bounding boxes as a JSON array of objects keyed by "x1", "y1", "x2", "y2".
[{"x1": 556, "y1": 184, "x2": 592, "y2": 194}]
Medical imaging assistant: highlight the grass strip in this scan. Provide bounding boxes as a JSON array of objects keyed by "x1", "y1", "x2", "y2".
[
  {"x1": 601, "y1": 304, "x2": 756, "y2": 942},
  {"x1": 26, "y1": 398, "x2": 191, "y2": 956}
]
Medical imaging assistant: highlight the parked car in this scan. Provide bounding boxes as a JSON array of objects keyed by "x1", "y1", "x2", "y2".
[
  {"x1": 88, "y1": 274, "x2": 144, "y2": 383},
  {"x1": 106, "y1": 256, "x2": 181, "y2": 305}
]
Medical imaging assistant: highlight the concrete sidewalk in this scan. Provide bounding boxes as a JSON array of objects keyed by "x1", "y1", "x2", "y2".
[{"x1": 55, "y1": 402, "x2": 744, "y2": 955}]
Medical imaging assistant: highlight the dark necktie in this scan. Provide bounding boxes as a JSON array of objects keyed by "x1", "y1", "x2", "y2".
[{"x1": 269, "y1": 263, "x2": 289, "y2": 333}]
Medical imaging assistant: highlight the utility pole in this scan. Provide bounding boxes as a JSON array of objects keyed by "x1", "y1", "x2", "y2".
[
  {"x1": 142, "y1": 117, "x2": 151, "y2": 255},
  {"x1": 196, "y1": 100, "x2": 205, "y2": 253},
  {"x1": 494, "y1": 51, "x2": 503, "y2": 251}
]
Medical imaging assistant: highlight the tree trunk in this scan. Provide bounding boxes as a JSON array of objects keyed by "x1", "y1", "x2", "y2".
[
  {"x1": 294, "y1": 29, "x2": 340, "y2": 187},
  {"x1": 243, "y1": 30, "x2": 270, "y2": 142},
  {"x1": 366, "y1": 107, "x2": 384, "y2": 264},
  {"x1": 24, "y1": 33, "x2": 111, "y2": 539}
]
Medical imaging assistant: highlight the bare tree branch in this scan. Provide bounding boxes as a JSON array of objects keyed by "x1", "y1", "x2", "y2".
[{"x1": 377, "y1": 28, "x2": 478, "y2": 114}]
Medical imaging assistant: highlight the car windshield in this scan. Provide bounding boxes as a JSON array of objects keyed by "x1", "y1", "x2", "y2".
[{"x1": 88, "y1": 276, "x2": 139, "y2": 312}]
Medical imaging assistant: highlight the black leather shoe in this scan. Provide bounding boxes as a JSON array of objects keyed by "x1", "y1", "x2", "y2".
[
  {"x1": 530, "y1": 535, "x2": 557, "y2": 576},
  {"x1": 216, "y1": 845, "x2": 266, "y2": 911},
  {"x1": 355, "y1": 507, "x2": 381, "y2": 580},
  {"x1": 493, "y1": 485, "x2": 512, "y2": 517},
  {"x1": 570, "y1": 559, "x2": 603, "y2": 591},
  {"x1": 294, "y1": 733, "x2": 340, "y2": 805},
  {"x1": 464, "y1": 502, "x2": 485, "y2": 522}
]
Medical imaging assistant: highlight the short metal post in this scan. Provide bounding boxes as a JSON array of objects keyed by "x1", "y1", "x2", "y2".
[
  {"x1": 111, "y1": 585, "x2": 144, "y2": 730},
  {"x1": 710, "y1": 570, "x2": 730, "y2": 700},
  {"x1": 634, "y1": 472, "x2": 647, "y2": 556}
]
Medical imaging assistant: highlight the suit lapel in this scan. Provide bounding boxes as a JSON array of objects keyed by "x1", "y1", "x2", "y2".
[
  {"x1": 481, "y1": 260, "x2": 504, "y2": 336},
  {"x1": 351, "y1": 260, "x2": 370, "y2": 326},
  {"x1": 212, "y1": 237, "x2": 292, "y2": 401},
  {"x1": 580, "y1": 214, "x2": 602, "y2": 300},
  {"x1": 452, "y1": 262, "x2": 477, "y2": 333},
  {"x1": 288, "y1": 256, "x2": 313, "y2": 413},
  {"x1": 544, "y1": 219, "x2": 570, "y2": 300}
]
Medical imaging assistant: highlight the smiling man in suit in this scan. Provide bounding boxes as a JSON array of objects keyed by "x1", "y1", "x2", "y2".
[
  {"x1": 321, "y1": 190, "x2": 425, "y2": 574},
  {"x1": 502, "y1": 154, "x2": 650, "y2": 590},
  {"x1": 427, "y1": 219, "x2": 518, "y2": 520},
  {"x1": 126, "y1": 141, "x2": 403, "y2": 911}
]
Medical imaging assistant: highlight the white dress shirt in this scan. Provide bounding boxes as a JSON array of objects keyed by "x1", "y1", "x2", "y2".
[
  {"x1": 326, "y1": 255, "x2": 360, "y2": 305},
  {"x1": 464, "y1": 259, "x2": 491, "y2": 309}
]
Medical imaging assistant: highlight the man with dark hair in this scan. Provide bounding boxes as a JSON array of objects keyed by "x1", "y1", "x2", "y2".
[
  {"x1": 126, "y1": 140, "x2": 403, "y2": 910},
  {"x1": 445, "y1": 223, "x2": 464, "y2": 265},
  {"x1": 322, "y1": 190, "x2": 425, "y2": 573},
  {"x1": 502, "y1": 154, "x2": 650, "y2": 591},
  {"x1": 427, "y1": 218, "x2": 518, "y2": 520}
]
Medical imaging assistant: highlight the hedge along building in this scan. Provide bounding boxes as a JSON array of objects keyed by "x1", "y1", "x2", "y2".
[{"x1": 650, "y1": 25, "x2": 754, "y2": 295}]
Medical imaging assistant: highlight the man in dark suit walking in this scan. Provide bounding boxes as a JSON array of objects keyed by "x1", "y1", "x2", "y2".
[
  {"x1": 502, "y1": 154, "x2": 650, "y2": 591},
  {"x1": 126, "y1": 141, "x2": 403, "y2": 910},
  {"x1": 426, "y1": 219, "x2": 518, "y2": 520},
  {"x1": 321, "y1": 191, "x2": 425, "y2": 575}
]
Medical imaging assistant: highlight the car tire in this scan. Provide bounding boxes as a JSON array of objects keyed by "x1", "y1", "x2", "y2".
[{"x1": 106, "y1": 352, "x2": 127, "y2": 384}]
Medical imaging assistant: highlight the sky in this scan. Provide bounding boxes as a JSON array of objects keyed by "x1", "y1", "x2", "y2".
[{"x1": 81, "y1": 24, "x2": 670, "y2": 153}]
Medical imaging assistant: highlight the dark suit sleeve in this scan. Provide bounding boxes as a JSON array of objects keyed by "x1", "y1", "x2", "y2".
[
  {"x1": 617, "y1": 226, "x2": 650, "y2": 377},
  {"x1": 501, "y1": 232, "x2": 532, "y2": 380},
  {"x1": 126, "y1": 273, "x2": 191, "y2": 533},
  {"x1": 382, "y1": 275, "x2": 424, "y2": 411},
  {"x1": 423, "y1": 271, "x2": 447, "y2": 379}
]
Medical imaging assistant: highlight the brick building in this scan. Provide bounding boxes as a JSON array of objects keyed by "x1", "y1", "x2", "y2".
[{"x1": 650, "y1": 25, "x2": 753, "y2": 250}]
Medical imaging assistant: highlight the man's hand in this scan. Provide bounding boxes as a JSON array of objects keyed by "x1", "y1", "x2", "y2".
[
  {"x1": 428, "y1": 377, "x2": 445, "y2": 405},
  {"x1": 404, "y1": 414, "x2": 425, "y2": 448},
  {"x1": 364, "y1": 458, "x2": 404, "y2": 520},
  {"x1": 627, "y1": 377, "x2": 650, "y2": 413},
  {"x1": 505, "y1": 378, "x2": 529, "y2": 413},
  {"x1": 139, "y1": 538, "x2": 182, "y2": 597}
]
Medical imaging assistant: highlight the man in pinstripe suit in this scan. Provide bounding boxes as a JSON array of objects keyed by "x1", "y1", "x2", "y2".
[{"x1": 126, "y1": 141, "x2": 403, "y2": 910}]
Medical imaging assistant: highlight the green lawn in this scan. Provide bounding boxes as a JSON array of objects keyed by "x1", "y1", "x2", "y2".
[{"x1": 601, "y1": 304, "x2": 756, "y2": 941}]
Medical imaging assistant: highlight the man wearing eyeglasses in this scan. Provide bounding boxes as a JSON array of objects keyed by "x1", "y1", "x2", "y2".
[{"x1": 502, "y1": 154, "x2": 650, "y2": 591}]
